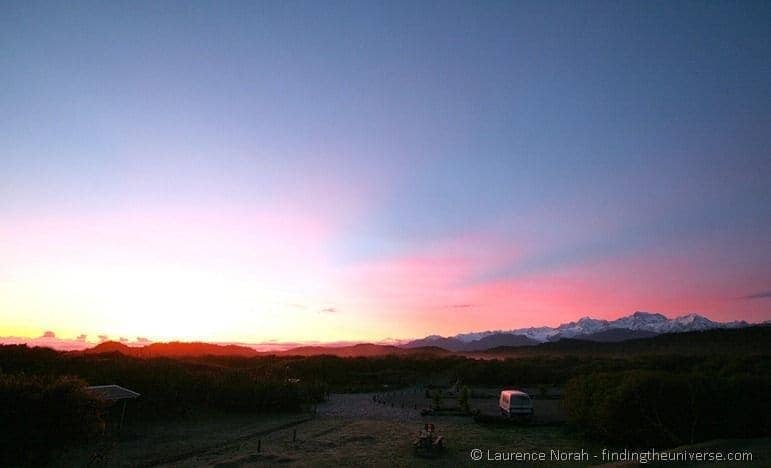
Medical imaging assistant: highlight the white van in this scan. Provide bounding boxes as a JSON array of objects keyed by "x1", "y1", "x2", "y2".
[{"x1": 499, "y1": 390, "x2": 533, "y2": 418}]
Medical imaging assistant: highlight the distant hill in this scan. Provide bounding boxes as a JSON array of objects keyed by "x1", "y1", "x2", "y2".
[
  {"x1": 84, "y1": 341, "x2": 133, "y2": 354},
  {"x1": 276, "y1": 343, "x2": 450, "y2": 357},
  {"x1": 402, "y1": 335, "x2": 467, "y2": 351},
  {"x1": 84, "y1": 341, "x2": 259, "y2": 358},
  {"x1": 404, "y1": 333, "x2": 539, "y2": 351},
  {"x1": 463, "y1": 333, "x2": 540, "y2": 350},
  {"x1": 83, "y1": 341, "x2": 448, "y2": 358}
]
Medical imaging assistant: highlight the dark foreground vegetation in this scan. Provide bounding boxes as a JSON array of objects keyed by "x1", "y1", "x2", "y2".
[
  {"x1": 0, "y1": 326, "x2": 769, "y2": 464},
  {"x1": 0, "y1": 374, "x2": 105, "y2": 465},
  {"x1": 565, "y1": 370, "x2": 770, "y2": 447}
]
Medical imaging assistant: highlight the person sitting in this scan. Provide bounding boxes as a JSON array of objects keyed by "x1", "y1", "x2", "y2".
[{"x1": 415, "y1": 424, "x2": 431, "y2": 448}]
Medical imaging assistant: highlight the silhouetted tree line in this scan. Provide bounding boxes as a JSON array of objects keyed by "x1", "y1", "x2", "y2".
[
  {"x1": 0, "y1": 346, "x2": 330, "y2": 464},
  {"x1": 2, "y1": 344, "x2": 768, "y2": 397},
  {"x1": 0, "y1": 347, "x2": 328, "y2": 418}
]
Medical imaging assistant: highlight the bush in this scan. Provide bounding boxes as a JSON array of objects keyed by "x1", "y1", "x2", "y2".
[
  {"x1": 564, "y1": 370, "x2": 771, "y2": 447},
  {"x1": 0, "y1": 374, "x2": 105, "y2": 465}
]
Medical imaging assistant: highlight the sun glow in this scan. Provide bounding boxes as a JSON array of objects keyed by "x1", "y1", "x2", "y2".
[
  {"x1": 0, "y1": 204, "x2": 361, "y2": 343},
  {"x1": 1, "y1": 263, "x2": 342, "y2": 342}
]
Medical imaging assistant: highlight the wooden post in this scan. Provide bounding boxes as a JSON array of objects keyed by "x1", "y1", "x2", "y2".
[
  {"x1": 292, "y1": 428, "x2": 297, "y2": 442},
  {"x1": 257, "y1": 439, "x2": 261, "y2": 452}
]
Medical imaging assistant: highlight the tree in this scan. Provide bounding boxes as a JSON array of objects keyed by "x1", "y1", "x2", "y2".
[{"x1": 458, "y1": 386, "x2": 471, "y2": 413}]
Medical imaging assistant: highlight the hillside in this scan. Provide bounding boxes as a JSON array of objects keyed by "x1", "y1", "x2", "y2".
[
  {"x1": 476, "y1": 325, "x2": 771, "y2": 357},
  {"x1": 82, "y1": 341, "x2": 449, "y2": 358},
  {"x1": 84, "y1": 341, "x2": 260, "y2": 358}
]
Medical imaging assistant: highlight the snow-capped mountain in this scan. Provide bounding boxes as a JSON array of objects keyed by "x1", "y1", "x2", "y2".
[
  {"x1": 454, "y1": 326, "x2": 558, "y2": 343},
  {"x1": 552, "y1": 316, "x2": 611, "y2": 339},
  {"x1": 404, "y1": 311, "x2": 755, "y2": 349},
  {"x1": 610, "y1": 311, "x2": 668, "y2": 330}
]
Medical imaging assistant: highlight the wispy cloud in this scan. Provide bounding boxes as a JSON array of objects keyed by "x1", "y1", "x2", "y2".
[
  {"x1": 0, "y1": 333, "x2": 154, "y2": 351},
  {"x1": 319, "y1": 307, "x2": 338, "y2": 314},
  {"x1": 743, "y1": 290, "x2": 771, "y2": 300},
  {"x1": 1, "y1": 333, "x2": 91, "y2": 351}
]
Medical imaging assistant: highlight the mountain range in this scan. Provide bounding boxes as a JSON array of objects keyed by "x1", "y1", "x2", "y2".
[
  {"x1": 74, "y1": 312, "x2": 758, "y2": 357},
  {"x1": 403, "y1": 311, "x2": 750, "y2": 351}
]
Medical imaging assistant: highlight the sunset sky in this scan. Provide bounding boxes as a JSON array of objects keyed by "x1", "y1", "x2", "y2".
[{"x1": 1, "y1": 2, "x2": 770, "y2": 345}]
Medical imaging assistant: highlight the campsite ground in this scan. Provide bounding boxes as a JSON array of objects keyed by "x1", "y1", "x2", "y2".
[{"x1": 53, "y1": 391, "x2": 770, "y2": 467}]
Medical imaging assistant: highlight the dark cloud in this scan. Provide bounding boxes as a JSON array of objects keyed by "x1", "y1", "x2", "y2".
[
  {"x1": 743, "y1": 290, "x2": 771, "y2": 300},
  {"x1": 119, "y1": 337, "x2": 129, "y2": 342},
  {"x1": 98, "y1": 335, "x2": 109, "y2": 342},
  {"x1": 320, "y1": 307, "x2": 338, "y2": 314},
  {"x1": 136, "y1": 337, "x2": 150, "y2": 343},
  {"x1": 41, "y1": 331, "x2": 56, "y2": 338},
  {"x1": 76, "y1": 334, "x2": 87, "y2": 341}
]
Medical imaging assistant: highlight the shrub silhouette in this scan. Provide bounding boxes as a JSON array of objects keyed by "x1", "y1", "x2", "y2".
[{"x1": 0, "y1": 374, "x2": 104, "y2": 465}]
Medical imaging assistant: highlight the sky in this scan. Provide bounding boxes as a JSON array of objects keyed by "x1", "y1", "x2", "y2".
[{"x1": 1, "y1": 1, "x2": 770, "y2": 345}]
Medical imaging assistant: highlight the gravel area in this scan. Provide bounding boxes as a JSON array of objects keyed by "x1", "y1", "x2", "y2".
[
  {"x1": 316, "y1": 387, "x2": 567, "y2": 424},
  {"x1": 316, "y1": 393, "x2": 423, "y2": 421}
]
